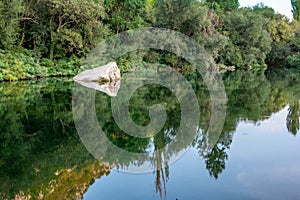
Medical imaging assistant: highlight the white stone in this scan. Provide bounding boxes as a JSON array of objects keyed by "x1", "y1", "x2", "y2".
[
  {"x1": 73, "y1": 62, "x2": 121, "y2": 83},
  {"x1": 73, "y1": 62, "x2": 121, "y2": 96}
]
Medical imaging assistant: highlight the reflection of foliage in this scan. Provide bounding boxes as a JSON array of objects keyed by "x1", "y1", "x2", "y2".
[
  {"x1": 199, "y1": 130, "x2": 233, "y2": 179},
  {"x1": 95, "y1": 80, "x2": 183, "y2": 167},
  {"x1": 96, "y1": 81, "x2": 179, "y2": 199},
  {"x1": 21, "y1": 162, "x2": 110, "y2": 200},
  {"x1": 154, "y1": 151, "x2": 169, "y2": 200},
  {"x1": 287, "y1": 100, "x2": 300, "y2": 135},
  {"x1": 223, "y1": 70, "x2": 273, "y2": 121},
  {"x1": 197, "y1": 69, "x2": 300, "y2": 179},
  {"x1": 204, "y1": 144, "x2": 228, "y2": 179},
  {"x1": 2, "y1": 69, "x2": 300, "y2": 198},
  {"x1": 266, "y1": 69, "x2": 300, "y2": 135},
  {"x1": 0, "y1": 79, "x2": 104, "y2": 199}
]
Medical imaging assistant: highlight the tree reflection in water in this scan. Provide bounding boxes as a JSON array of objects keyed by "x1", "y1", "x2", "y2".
[
  {"x1": 287, "y1": 100, "x2": 300, "y2": 135},
  {"x1": 0, "y1": 70, "x2": 300, "y2": 199}
]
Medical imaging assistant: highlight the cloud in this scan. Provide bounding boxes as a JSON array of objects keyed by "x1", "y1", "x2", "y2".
[{"x1": 236, "y1": 165, "x2": 300, "y2": 199}]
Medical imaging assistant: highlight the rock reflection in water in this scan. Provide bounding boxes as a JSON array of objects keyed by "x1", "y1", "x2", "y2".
[{"x1": 74, "y1": 80, "x2": 121, "y2": 97}]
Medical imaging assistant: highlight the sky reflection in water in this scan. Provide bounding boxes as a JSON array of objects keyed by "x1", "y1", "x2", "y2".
[{"x1": 84, "y1": 104, "x2": 300, "y2": 200}]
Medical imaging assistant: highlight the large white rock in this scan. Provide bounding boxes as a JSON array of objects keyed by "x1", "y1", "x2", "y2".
[
  {"x1": 73, "y1": 62, "x2": 121, "y2": 83},
  {"x1": 73, "y1": 62, "x2": 121, "y2": 96}
]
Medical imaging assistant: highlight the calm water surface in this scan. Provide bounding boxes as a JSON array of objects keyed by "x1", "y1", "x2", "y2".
[{"x1": 0, "y1": 70, "x2": 299, "y2": 199}]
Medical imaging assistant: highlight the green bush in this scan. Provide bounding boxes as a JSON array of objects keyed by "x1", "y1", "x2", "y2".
[
  {"x1": 0, "y1": 50, "x2": 43, "y2": 81},
  {"x1": 40, "y1": 55, "x2": 82, "y2": 77},
  {"x1": 286, "y1": 53, "x2": 300, "y2": 69},
  {"x1": 0, "y1": 50, "x2": 82, "y2": 81}
]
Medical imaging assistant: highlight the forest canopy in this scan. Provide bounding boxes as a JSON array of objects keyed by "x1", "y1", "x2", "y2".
[{"x1": 0, "y1": 0, "x2": 299, "y2": 81}]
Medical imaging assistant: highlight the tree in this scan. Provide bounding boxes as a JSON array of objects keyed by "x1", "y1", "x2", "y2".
[
  {"x1": 252, "y1": 3, "x2": 276, "y2": 19},
  {"x1": 291, "y1": 0, "x2": 300, "y2": 21},
  {"x1": 0, "y1": 0, "x2": 24, "y2": 49},
  {"x1": 252, "y1": 4, "x2": 298, "y2": 67},
  {"x1": 219, "y1": 9, "x2": 272, "y2": 67},
  {"x1": 18, "y1": 0, "x2": 109, "y2": 60},
  {"x1": 155, "y1": 0, "x2": 207, "y2": 37},
  {"x1": 104, "y1": 0, "x2": 148, "y2": 34},
  {"x1": 47, "y1": 0, "x2": 109, "y2": 59},
  {"x1": 206, "y1": 0, "x2": 239, "y2": 11},
  {"x1": 265, "y1": 13, "x2": 294, "y2": 66},
  {"x1": 154, "y1": 0, "x2": 229, "y2": 67}
]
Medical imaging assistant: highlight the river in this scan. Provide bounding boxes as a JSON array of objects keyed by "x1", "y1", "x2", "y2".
[{"x1": 0, "y1": 69, "x2": 299, "y2": 199}]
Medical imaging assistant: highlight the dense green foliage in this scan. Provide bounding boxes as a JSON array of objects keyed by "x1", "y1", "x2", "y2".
[
  {"x1": 0, "y1": 0, "x2": 299, "y2": 80},
  {"x1": 220, "y1": 8, "x2": 272, "y2": 67},
  {"x1": 0, "y1": 0, "x2": 23, "y2": 49},
  {"x1": 206, "y1": 0, "x2": 239, "y2": 11},
  {"x1": 0, "y1": 49, "x2": 82, "y2": 81},
  {"x1": 104, "y1": 0, "x2": 149, "y2": 33},
  {"x1": 1, "y1": 1, "x2": 299, "y2": 198}
]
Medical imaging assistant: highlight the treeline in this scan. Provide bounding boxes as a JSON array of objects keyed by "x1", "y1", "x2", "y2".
[{"x1": 0, "y1": 0, "x2": 300, "y2": 81}]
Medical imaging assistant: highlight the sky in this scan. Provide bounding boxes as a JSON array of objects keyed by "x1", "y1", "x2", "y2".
[{"x1": 239, "y1": 0, "x2": 293, "y2": 19}]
